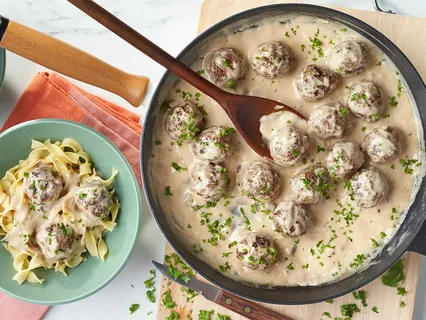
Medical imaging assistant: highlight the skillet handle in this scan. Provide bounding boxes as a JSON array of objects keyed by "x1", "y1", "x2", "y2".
[
  {"x1": 0, "y1": 16, "x2": 149, "y2": 107},
  {"x1": 215, "y1": 290, "x2": 293, "y2": 320},
  {"x1": 408, "y1": 219, "x2": 426, "y2": 255}
]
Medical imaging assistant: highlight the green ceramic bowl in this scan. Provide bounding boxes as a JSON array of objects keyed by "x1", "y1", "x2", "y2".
[{"x1": 0, "y1": 119, "x2": 142, "y2": 305}]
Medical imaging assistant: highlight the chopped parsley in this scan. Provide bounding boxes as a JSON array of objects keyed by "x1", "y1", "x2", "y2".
[
  {"x1": 197, "y1": 69, "x2": 205, "y2": 75},
  {"x1": 372, "y1": 306, "x2": 379, "y2": 313},
  {"x1": 382, "y1": 259, "x2": 405, "y2": 287},
  {"x1": 155, "y1": 139, "x2": 162, "y2": 145},
  {"x1": 218, "y1": 261, "x2": 231, "y2": 273},
  {"x1": 129, "y1": 304, "x2": 140, "y2": 314},
  {"x1": 340, "y1": 304, "x2": 360, "y2": 318},
  {"x1": 23, "y1": 172, "x2": 29, "y2": 177},
  {"x1": 397, "y1": 287, "x2": 407, "y2": 296},
  {"x1": 316, "y1": 146, "x2": 326, "y2": 153},
  {"x1": 176, "y1": 112, "x2": 201, "y2": 146},
  {"x1": 302, "y1": 263, "x2": 309, "y2": 269},
  {"x1": 326, "y1": 299, "x2": 334, "y2": 304},
  {"x1": 166, "y1": 310, "x2": 179, "y2": 320},
  {"x1": 400, "y1": 301, "x2": 406, "y2": 308},
  {"x1": 228, "y1": 241, "x2": 238, "y2": 248},
  {"x1": 216, "y1": 314, "x2": 231, "y2": 320},
  {"x1": 287, "y1": 262, "x2": 294, "y2": 270},
  {"x1": 239, "y1": 207, "x2": 252, "y2": 231},
  {"x1": 180, "y1": 286, "x2": 198, "y2": 302},
  {"x1": 162, "y1": 288, "x2": 176, "y2": 309},
  {"x1": 79, "y1": 192, "x2": 87, "y2": 199},
  {"x1": 222, "y1": 252, "x2": 232, "y2": 258},
  {"x1": 198, "y1": 310, "x2": 214, "y2": 320},
  {"x1": 399, "y1": 158, "x2": 419, "y2": 174},
  {"x1": 341, "y1": 28, "x2": 348, "y2": 32},
  {"x1": 389, "y1": 96, "x2": 399, "y2": 107},
  {"x1": 224, "y1": 79, "x2": 236, "y2": 89},
  {"x1": 301, "y1": 44, "x2": 306, "y2": 51},
  {"x1": 371, "y1": 238, "x2": 380, "y2": 249},
  {"x1": 164, "y1": 253, "x2": 195, "y2": 284},
  {"x1": 171, "y1": 162, "x2": 187, "y2": 172},
  {"x1": 361, "y1": 126, "x2": 367, "y2": 132},
  {"x1": 353, "y1": 290, "x2": 367, "y2": 307},
  {"x1": 380, "y1": 232, "x2": 387, "y2": 239},
  {"x1": 397, "y1": 79, "x2": 403, "y2": 97},
  {"x1": 144, "y1": 269, "x2": 156, "y2": 303},
  {"x1": 322, "y1": 312, "x2": 331, "y2": 318},
  {"x1": 350, "y1": 254, "x2": 366, "y2": 269},
  {"x1": 285, "y1": 31, "x2": 290, "y2": 37},
  {"x1": 165, "y1": 186, "x2": 173, "y2": 196}
]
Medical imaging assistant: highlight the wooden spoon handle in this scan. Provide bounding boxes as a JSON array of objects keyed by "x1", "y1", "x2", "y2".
[
  {"x1": 0, "y1": 16, "x2": 149, "y2": 107},
  {"x1": 68, "y1": 0, "x2": 226, "y2": 102},
  {"x1": 215, "y1": 290, "x2": 293, "y2": 320}
]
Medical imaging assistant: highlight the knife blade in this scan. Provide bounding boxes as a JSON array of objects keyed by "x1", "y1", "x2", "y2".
[
  {"x1": 152, "y1": 260, "x2": 292, "y2": 320},
  {"x1": 152, "y1": 260, "x2": 220, "y2": 302}
]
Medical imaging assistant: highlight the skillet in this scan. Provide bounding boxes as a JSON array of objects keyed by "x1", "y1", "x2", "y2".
[{"x1": 141, "y1": 4, "x2": 426, "y2": 304}]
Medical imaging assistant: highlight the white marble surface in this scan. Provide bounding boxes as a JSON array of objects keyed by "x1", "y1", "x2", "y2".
[{"x1": 0, "y1": 0, "x2": 425, "y2": 319}]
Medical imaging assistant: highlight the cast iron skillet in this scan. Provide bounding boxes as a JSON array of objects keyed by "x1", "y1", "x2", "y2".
[{"x1": 141, "y1": 4, "x2": 426, "y2": 304}]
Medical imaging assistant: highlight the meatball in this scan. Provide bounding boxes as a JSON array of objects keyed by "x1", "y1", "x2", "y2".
[
  {"x1": 165, "y1": 102, "x2": 204, "y2": 142},
  {"x1": 251, "y1": 41, "x2": 294, "y2": 78},
  {"x1": 36, "y1": 222, "x2": 77, "y2": 261},
  {"x1": 189, "y1": 162, "x2": 229, "y2": 201},
  {"x1": 346, "y1": 80, "x2": 384, "y2": 122},
  {"x1": 326, "y1": 141, "x2": 364, "y2": 179},
  {"x1": 328, "y1": 40, "x2": 370, "y2": 77},
  {"x1": 272, "y1": 201, "x2": 309, "y2": 237},
  {"x1": 191, "y1": 126, "x2": 234, "y2": 163},
  {"x1": 291, "y1": 165, "x2": 330, "y2": 204},
  {"x1": 269, "y1": 126, "x2": 309, "y2": 166},
  {"x1": 237, "y1": 161, "x2": 280, "y2": 201},
  {"x1": 204, "y1": 48, "x2": 246, "y2": 88},
  {"x1": 24, "y1": 166, "x2": 63, "y2": 204},
  {"x1": 74, "y1": 178, "x2": 112, "y2": 220},
  {"x1": 361, "y1": 126, "x2": 401, "y2": 163},
  {"x1": 236, "y1": 232, "x2": 277, "y2": 270},
  {"x1": 308, "y1": 103, "x2": 351, "y2": 140},
  {"x1": 294, "y1": 64, "x2": 338, "y2": 101},
  {"x1": 347, "y1": 167, "x2": 389, "y2": 208}
]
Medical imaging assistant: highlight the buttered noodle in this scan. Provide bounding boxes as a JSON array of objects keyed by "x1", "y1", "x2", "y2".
[{"x1": 0, "y1": 139, "x2": 119, "y2": 284}]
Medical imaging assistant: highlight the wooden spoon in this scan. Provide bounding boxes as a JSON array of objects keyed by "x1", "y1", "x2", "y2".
[
  {"x1": 68, "y1": 0, "x2": 305, "y2": 159},
  {"x1": 0, "y1": 15, "x2": 149, "y2": 107}
]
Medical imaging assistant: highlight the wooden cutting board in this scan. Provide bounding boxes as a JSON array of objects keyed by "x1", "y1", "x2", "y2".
[{"x1": 157, "y1": 1, "x2": 426, "y2": 319}]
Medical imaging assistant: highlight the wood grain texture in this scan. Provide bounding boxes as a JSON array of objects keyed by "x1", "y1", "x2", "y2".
[
  {"x1": 215, "y1": 290, "x2": 293, "y2": 320},
  {"x1": 0, "y1": 20, "x2": 149, "y2": 107},
  {"x1": 157, "y1": 1, "x2": 424, "y2": 319}
]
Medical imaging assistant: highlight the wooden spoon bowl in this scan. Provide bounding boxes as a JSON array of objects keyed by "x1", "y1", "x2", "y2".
[{"x1": 69, "y1": 0, "x2": 306, "y2": 159}]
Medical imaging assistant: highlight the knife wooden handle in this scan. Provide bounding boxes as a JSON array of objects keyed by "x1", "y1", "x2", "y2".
[
  {"x1": 0, "y1": 17, "x2": 149, "y2": 107},
  {"x1": 215, "y1": 290, "x2": 293, "y2": 320}
]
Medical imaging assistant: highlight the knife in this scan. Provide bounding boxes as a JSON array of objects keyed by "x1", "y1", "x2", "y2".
[{"x1": 152, "y1": 260, "x2": 292, "y2": 320}]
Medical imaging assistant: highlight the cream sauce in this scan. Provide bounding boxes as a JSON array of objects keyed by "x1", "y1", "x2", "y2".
[
  {"x1": 149, "y1": 15, "x2": 425, "y2": 286},
  {"x1": 2, "y1": 163, "x2": 106, "y2": 264}
]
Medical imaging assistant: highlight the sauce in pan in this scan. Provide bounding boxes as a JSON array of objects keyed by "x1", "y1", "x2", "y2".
[{"x1": 149, "y1": 15, "x2": 424, "y2": 287}]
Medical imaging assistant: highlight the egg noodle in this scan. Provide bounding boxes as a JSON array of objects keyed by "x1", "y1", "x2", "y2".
[{"x1": 0, "y1": 139, "x2": 119, "y2": 284}]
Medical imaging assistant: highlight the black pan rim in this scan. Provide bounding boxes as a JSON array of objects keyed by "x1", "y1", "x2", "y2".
[{"x1": 141, "y1": 3, "x2": 426, "y2": 305}]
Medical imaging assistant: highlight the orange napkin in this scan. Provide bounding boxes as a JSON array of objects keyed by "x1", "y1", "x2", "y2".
[{"x1": 0, "y1": 72, "x2": 143, "y2": 319}]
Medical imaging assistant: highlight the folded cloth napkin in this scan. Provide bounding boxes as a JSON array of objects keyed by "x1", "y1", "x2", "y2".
[{"x1": 0, "y1": 72, "x2": 143, "y2": 319}]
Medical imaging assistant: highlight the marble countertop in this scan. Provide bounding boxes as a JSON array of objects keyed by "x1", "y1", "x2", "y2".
[{"x1": 1, "y1": 0, "x2": 425, "y2": 319}]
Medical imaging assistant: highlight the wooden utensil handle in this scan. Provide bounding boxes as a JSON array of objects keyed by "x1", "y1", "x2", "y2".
[
  {"x1": 0, "y1": 17, "x2": 149, "y2": 107},
  {"x1": 68, "y1": 0, "x2": 226, "y2": 103},
  {"x1": 215, "y1": 290, "x2": 292, "y2": 320}
]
